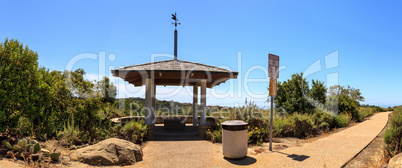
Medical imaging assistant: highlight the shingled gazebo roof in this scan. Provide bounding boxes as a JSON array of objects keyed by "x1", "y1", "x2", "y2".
[{"x1": 111, "y1": 59, "x2": 238, "y2": 88}]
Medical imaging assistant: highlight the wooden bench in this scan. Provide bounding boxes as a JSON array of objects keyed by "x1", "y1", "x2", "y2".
[{"x1": 164, "y1": 118, "x2": 185, "y2": 130}]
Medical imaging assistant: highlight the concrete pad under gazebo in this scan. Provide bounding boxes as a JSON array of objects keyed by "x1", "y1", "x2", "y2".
[{"x1": 111, "y1": 59, "x2": 238, "y2": 137}]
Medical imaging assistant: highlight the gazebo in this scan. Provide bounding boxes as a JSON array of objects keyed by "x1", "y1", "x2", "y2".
[{"x1": 111, "y1": 13, "x2": 238, "y2": 137}]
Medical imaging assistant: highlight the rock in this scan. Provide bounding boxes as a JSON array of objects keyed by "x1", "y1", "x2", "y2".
[
  {"x1": 41, "y1": 149, "x2": 50, "y2": 157},
  {"x1": 31, "y1": 153, "x2": 40, "y2": 161},
  {"x1": 388, "y1": 152, "x2": 402, "y2": 168},
  {"x1": 70, "y1": 138, "x2": 142, "y2": 166}
]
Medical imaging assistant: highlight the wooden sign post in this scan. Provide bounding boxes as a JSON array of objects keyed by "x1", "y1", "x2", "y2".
[{"x1": 269, "y1": 78, "x2": 277, "y2": 96}]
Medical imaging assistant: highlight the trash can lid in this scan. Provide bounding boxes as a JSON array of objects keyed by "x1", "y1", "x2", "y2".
[{"x1": 221, "y1": 120, "x2": 248, "y2": 131}]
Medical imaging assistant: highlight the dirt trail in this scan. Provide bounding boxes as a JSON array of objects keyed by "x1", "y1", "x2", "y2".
[{"x1": 135, "y1": 112, "x2": 391, "y2": 168}]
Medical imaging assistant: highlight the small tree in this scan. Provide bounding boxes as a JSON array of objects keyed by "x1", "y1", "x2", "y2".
[
  {"x1": 64, "y1": 69, "x2": 94, "y2": 98},
  {"x1": 96, "y1": 76, "x2": 117, "y2": 103},
  {"x1": 0, "y1": 38, "x2": 74, "y2": 136},
  {"x1": 274, "y1": 73, "x2": 313, "y2": 114},
  {"x1": 273, "y1": 73, "x2": 327, "y2": 115},
  {"x1": 310, "y1": 79, "x2": 326, "y2": 105},
  {"x1": 327, "y1": 85, "x2": 364, "y2": 120}
]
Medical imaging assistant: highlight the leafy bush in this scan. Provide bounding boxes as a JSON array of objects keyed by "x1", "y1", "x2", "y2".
[
  {"x1": 57, "y1": 115, "x2": 81, "y2": 145},
  {"x1": 206, "y1": 120, "x2": 222, "y2": 143},
  {"x1": 118, "y1": 120, "x2": 149, "y2": 144},
  {"x1": 246, "y1": 118, "x2": 270, "y2": 145},
  {"x1": 273, "y1": 116, "x2": 294, "y2": 137},
  {"x1": 373, "y1": 106, "x2": 387, "y2": 112},
  {"x1": 357, "y1": 107, "x2": 374, "y2": 121},
  {"x1": 384, "y1": 107, "x2": 402, "y2": 157},
  {"x1": 312, "y1": 110, "x2": 334, "y2": 132},
  {"x1": 206, "y1": 129, "x2": 222, "y2": 143},
  {"x1": 206, "y1": 106, "x2": 375, "y2": 145},
  {"x1": 0, "y1": 38, "x2": 123, "y2": 140},
  {"x1": 17, "y1": 116, "x2": 33, "y2": 136},
  {"x1": 248, "y1": 126, "x2": 267, "y2": 146},
  {"x1": 334, "y1": 113, "x2": 351, "y2": 127},
  {"x1": 292, "y1": 113, "x2": 316, "y2": 138}
]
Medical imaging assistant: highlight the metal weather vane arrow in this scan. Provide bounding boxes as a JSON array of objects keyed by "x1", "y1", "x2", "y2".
[{"x1": 171, "y1": 12, "x2": 180, "y2": 30}]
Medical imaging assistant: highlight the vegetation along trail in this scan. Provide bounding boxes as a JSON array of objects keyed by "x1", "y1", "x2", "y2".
[{"x1": 134, "y1": 112, "x2": 390, "y2": 168}]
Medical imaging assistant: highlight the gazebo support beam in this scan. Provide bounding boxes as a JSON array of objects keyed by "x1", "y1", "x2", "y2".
[
  {"x1": 200, "y1": 79, "x2": 207, "y2": 125},
  {"x1": 193, "y1": 85, "x2": 198, "y2": 127},
  {"x1": 145, "y1": 78, "x2": 153, "y2": 125},
  {"x1": 152, "y1": 82, "x2": 156, "y2": 123}
]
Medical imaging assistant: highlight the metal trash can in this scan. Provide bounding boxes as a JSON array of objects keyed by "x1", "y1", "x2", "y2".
[{"x1": 222, "y1": 120, "x2": 248, "y2": 159}]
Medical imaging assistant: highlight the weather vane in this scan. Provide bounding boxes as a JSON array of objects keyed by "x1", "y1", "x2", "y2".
[{"x1": 171, "y1": 12, "x2": 180, "y2": 30}]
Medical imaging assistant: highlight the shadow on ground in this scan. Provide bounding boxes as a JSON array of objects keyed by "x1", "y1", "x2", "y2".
[
  {"x1": 224, "y1": 156, "x2": 257, "y2": 166},
  {"x1": 275, "y1": 151, "x2": 310, "y2": 162},
  {"x1": 150, "y1": 136, "x2": 204, "y2": 141},
  {"x1": 150, "y1": 125, "x2": 202, "y2": 141}
]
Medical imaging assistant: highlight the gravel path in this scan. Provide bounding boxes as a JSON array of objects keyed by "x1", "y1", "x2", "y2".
[{"x1": 135, "y1": 112, "x2": 391, "y2": 168}]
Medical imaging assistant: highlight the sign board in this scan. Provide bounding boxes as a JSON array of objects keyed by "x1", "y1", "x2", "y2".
[
  {"x1": 268, "y1": 54, "x2": 279, "y2": 79},
  {"x1": 269, "y1": 78, "x2": 277, "y2": 96}
]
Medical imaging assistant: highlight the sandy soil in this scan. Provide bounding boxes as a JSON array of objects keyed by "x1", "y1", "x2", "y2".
[{"x1": 0, "y1": 157, "x2": 22, "y2": 168}]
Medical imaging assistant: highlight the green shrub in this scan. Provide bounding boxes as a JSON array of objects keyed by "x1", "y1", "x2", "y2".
[
  {"x1": 17, "y1": 116, "x2": 33, "y2": 136},
  {"x1": 312, "y1": 110, "x2": 334, "y2": 132},
  {"x1": 206, "y1": 119, "x2": 222, "y2": 143},
  {"x1": 384, "y1": 107, "x2": 402, "y2": 157},
  {"x1": 57, "y1": 115, "x2": 81, "y2": 145},
  {"x1": 248, "y1": 126, "x2": 266, "y2": 146},
  {"x1": 247, "y1": 117, "x2": 275, "y2": 145},
  {"x1": 206, "y1": 129, "x2": 222, "y2": 143},
  {"x1": 292, "y1": 113, "x2": 316, "y2": 138},
  {"x1": 335, "y1": 113, "x2": 351, "y2": 127},
  {"x1": 355, "y1": 110, "x2": 363, "y2": 122},
  {"x1": 0, "y1": 38, "x2": 129, "y2": 142},
  {"x1": 357, "y1": 107, "x2": 374, "y2": 121},
  {"x1": 273, "y1": 116, "x2": 294, "y2": 137},
  {"x1": 119, "y1": 120, "x2": 148, "y2": 144}
]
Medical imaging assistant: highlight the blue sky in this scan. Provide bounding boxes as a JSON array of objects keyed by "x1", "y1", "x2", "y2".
[{"x1": 1, "y1": 1, "x2": 401, "y2": 108}]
